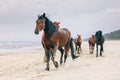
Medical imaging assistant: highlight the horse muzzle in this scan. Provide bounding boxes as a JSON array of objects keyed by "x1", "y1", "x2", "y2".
[{"x1": 35, "y1": 29, "x2": 39, "y2": 35}]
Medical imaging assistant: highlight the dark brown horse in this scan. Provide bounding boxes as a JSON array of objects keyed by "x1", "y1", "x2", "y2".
[
  {"x1": 35, "y1": 13, "x2": 77, "y2": 71},
  {"x1": 88, "y1": 35, "x2": 95, "y2": 54},
  {"x1": 74, "y1": 34, "x2": 82, "y2": 54},
  {"x1": 95, "y1": 30, "x2": 105, "y2": 57},
  {"x1": 42, "y1": 21, "x2": 60, "y2": 62}
]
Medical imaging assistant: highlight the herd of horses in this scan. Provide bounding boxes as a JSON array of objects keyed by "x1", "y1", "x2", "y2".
[{"x1": 34, "y1": 13, "x2": 105, "y2": 71}]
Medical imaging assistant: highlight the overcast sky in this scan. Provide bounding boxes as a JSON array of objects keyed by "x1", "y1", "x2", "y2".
[{"x1": 0, "y1": 0, "x2": 120, "y2": 42}]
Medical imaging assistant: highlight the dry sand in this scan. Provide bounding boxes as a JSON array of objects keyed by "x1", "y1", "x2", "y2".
[{"x1": 0, "y1": 41, "x2": 120, "y2": 80}]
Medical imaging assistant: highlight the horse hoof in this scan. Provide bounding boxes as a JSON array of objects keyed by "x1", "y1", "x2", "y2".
[
  {"x1": 100, "y1": 54, "x2": 102, "y2": 56},
  {"x1": 60, "y1": 61, "x2": 63, "y2": 65},
  {"x1": 45, "y1": 68, "x2": 50, "y2": 71},
  {"x1": 96, "y1": 55, "x2": 98, "y2": 57},
  {"x1": 73, "y1": 55, "x2": 79, "y2": 59},
  {"x1": 90, "y1": 52, "x2": 93, "y2": 54},
  {"x1": 55, "y1": 62, "x2": 59, "y2": 68}
]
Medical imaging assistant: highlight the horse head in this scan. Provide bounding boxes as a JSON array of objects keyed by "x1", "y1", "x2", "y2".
[
  {"x1": 77, "y1": 34, "x2": 82, "y2": 42},
  {"x1": 95, "y1": 30, "x2": 104, "y2": 44},
  {"x1": 35, "y1": 13, "x2": 46, "y2": 35},
  {"x1": 53, "y1": 21, "x2": 60, "y2": 29},
  {"x1": 95, "y1": 31, "x2": 102, "y2": 38},
  {"x1": 92, "y1": 35, "x2": 95, "y2": 39}
]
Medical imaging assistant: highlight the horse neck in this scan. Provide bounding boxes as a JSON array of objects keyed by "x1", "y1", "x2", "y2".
[
  {"x1": 77, "y1": 36, "x2": 81, "y2": 41},
  {"x1": 92, "y1": 36, "x2": 95, "y2": 39},
  {"x1": 44, "y1": 18, "x2": 58, "y2": 37}
]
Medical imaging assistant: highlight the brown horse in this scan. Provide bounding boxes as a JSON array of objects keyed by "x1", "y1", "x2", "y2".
[
  {"x1": 35, "y1": 13, "x2": 77, "y2": 71},
  {"x1": 53, "y1": 21, "x2": 60, "y2": 29},
  {"x1": 43, "y1": 21, "x2": 78, "y2": 63},
  {"x1": 88, "y1": 35, "x2": 95, "y2": 54},
  {"x1": 74, "y1": 34, "x2": 82, "y2": 54}
]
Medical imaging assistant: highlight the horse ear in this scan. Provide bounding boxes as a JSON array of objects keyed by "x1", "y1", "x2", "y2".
[{"x1": 43, "y1": 13, "x2": 45, "y2": 17}]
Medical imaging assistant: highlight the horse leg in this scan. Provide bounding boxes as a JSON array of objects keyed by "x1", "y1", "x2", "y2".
[
  {"x1": 100, "y1": 44, "x2": 103, "y2": 56},
  {"x1": 89, "y1": 45, "x2": 91, "y2": 54},
  {"x1": 91, "y1": 45, "x2": 94, "y2": 54},
  {"x1": 77, "y1": 45, "x2": 79, "y2": 54},
  {"x1": 101, "y1": 44, "x2": 104, "y2": 52},
  {"x1": 75, "y1": 44, "x2": 77, "y2": 51},
  {"x1": 51, "y1": 46, "x2": 59, "y2": 68},
  {"x1": 45, "y1": 50, "x2": 51, "y2": 71},
  {"x1": 80, "y1": 44, "x2": 82, "y2": 53},
  {"x1": 64, "y1": 46, "x2": 69, "y2": 63},
  {"x1": 59, "y1": 48, "x2": 64, "y2": 65},
  {"x1": 96, "y1": 44, "x2": 98, "y2": 57},
  {"x1": 51, "y1": 53, "x2": 59, "y2": 68},
  {"x1": 89, "y1": 44, "x2": 91, "y2": 54},
  {"x1": 91, "y1": 46, "x2": 93, "y2": 54},
  {"x1": 43, "y1": 51, "x2": 47, "y2": 62},
  {"x1": 92, "y1": 46, "x2": 94, "y2": 54},
  {"x1": 69, "y1": 38, "x2": 79, "y2": 59},
  {"x1": 93, "y1": 44, "x2": 95, "y2": 53}
]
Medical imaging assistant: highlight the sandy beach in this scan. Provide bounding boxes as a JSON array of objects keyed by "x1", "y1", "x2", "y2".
[{"x1": 0, "y1": 41, "x2": 120, "y2": 80}]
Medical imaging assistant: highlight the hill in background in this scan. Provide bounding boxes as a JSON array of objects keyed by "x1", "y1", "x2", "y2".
[{"x1": 104, "y1": 29, "x2": 120, "y2": 40}]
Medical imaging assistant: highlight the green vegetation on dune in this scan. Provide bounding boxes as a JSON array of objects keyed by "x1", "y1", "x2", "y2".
[{"x1": 104, "y1": 29, "x2": 120, "y2": 40}]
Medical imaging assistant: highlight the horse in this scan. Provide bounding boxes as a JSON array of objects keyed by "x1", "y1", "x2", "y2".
[
  {"x1": 53, "y1": 21, "x2": 78, "y2": 59},
  {"x1": 35, "y1": 13, "x2": 77, "y2": 71},
  {"x1": 95, "y1": 30, "x2": 105, "y2": 57},
  {"x1": 42, "y1": 21, "x2": 60, "y2": 62},
  {"x1": 43, "y1": 21, "x2": 78, "y2": 63},
  {"x1": 53, "y1": 21, "x2": 60, "y2": 29},
  {"x1": 74, "y1": 34, "x2": 82, "y2": 54},
  {"x1": 88, "y1": 35, "x2": 95, "y2": 54}
]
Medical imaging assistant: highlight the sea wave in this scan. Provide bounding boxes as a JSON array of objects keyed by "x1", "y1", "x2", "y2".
[{"x1": 0, "y1": 42, "x2": 43, "y2": 53}]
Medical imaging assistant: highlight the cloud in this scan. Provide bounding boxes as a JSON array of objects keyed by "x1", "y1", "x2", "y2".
[{"x1": 0, "y1": 0, "x2": 120, "y2": 41}]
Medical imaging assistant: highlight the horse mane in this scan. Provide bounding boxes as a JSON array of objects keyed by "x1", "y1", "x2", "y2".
[
  {"x1": 95, "y1": 31, "x2": 102, "y2": 38},
  {"x1": 44, "y1": 16, "x2": 58, "y2": 36}
]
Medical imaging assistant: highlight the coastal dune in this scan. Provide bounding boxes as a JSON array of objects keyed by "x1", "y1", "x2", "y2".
[{"x1": 0, "y1": 41, "x2": 120, "y2": 80}]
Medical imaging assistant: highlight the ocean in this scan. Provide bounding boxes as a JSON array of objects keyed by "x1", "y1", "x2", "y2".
[{"x1": 0, "y1": 41, "x2": 42, "y2": 53}]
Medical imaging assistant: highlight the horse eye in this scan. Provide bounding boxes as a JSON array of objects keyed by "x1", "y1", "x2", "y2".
[
  {"x1": 36, "y1": 19, "x2": 44, "y2": 24},
  {"x1": 36, "y1": 20, "x2": 40, "y2": 24}
]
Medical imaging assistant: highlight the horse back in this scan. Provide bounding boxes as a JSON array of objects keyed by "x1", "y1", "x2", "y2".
[
  {"x1": 88, "y1": 37, "x2": 95, "y2": 45},
  {"x1": 95, "y1": 36, "x2": 105, "y2": 45},
  {"x1": 51, "y1": 28, "x2": 71, "y2": 47}
]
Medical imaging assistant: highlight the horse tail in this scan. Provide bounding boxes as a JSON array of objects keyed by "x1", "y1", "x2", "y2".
[{"x1": 69, "y1": 37, "x2": 78, "y2": 59}]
